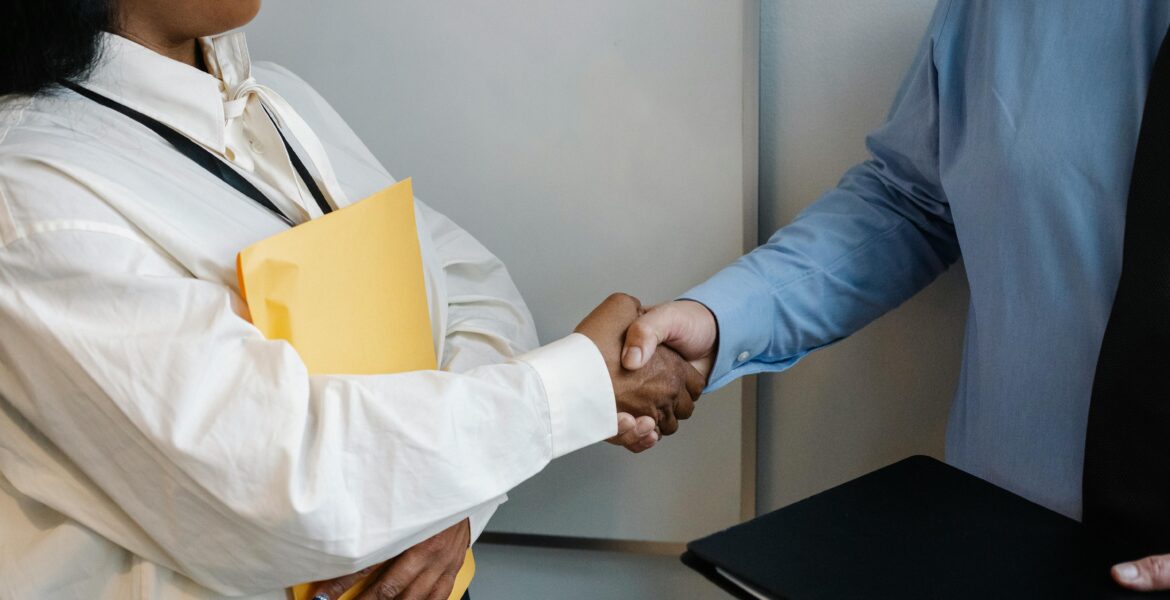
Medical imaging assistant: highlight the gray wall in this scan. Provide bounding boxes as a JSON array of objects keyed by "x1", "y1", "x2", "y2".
[{"x1": 755, "y1": 0, "x2": 967, "y2": 513}]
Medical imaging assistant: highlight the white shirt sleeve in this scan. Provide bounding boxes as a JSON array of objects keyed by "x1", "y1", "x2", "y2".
[
  {"x1": 0, "y1": 213, "x2": 614, "y2": 594},
  {"x1": 417, "y1": 200, "x2": 544, "y2": 544}
]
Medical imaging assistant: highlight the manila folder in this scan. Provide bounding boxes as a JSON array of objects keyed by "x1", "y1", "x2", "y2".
[{"x1": 237, "y1": 178, "x2": 474, "y2": 600}]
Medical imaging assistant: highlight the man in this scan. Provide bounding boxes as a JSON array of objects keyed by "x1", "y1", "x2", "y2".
[{"x1": 613, "y1": 1, "x2": 1170, "y2": 592}]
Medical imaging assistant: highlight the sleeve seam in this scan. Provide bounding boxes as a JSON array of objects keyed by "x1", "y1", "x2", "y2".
[{"x1": 0, "y1": 219, "x2": 152, "y2": 251}]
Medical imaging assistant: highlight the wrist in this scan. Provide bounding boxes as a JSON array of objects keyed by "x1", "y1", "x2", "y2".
[{"x1": 676, "y1": 299, "x2": 720, "y2": 358}]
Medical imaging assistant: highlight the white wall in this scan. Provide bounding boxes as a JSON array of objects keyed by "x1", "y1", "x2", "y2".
[{"x1": 755, "y1": 0, "x2": 968, "y2": 512}]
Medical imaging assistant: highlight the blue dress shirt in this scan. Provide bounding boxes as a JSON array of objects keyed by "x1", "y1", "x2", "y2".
[{"x1": 685, "y1": 0, "x2": 1170, "y2": 519}]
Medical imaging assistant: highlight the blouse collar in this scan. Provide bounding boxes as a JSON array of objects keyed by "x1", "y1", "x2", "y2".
[{"x1": 82, "y1": 31, "x2": 256, "y2": 154}]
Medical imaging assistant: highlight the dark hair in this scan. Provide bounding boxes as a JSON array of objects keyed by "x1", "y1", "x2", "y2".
[{"x1": 2, "y1": 0, "x2": 116, "y2": 96}]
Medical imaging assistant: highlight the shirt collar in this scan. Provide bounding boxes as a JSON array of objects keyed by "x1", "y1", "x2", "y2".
[{"x1": 83, "y1": 32, "x2": 257, "y2": 153}]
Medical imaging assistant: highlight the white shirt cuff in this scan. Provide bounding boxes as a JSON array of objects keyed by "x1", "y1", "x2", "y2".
[{"x1": 517, "y1": 333, "x2": 617, "y2": 458}]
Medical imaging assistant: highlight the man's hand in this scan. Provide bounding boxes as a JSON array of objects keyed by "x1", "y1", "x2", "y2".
[
  {"x1": 1112, "y1": 553, "x2": 1170, "y2": 591},
  {"x1": 310, "y1": 518, "x2": 470, "y2": 600},
  {"x1": 621, "y1": 300, "x2": 718, "y2": 381},
  {"x1": 575, "y1": 293, "x2": 705, "y2": 438}
]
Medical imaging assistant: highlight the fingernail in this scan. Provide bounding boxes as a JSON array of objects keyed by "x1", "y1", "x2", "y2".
[
  {"x1": 635, "y1": 419, "x2": 653, "y2": 435},
  {"x1": 1114, "y1": 563, "x2": 1139, "y2": 582},
  {"x1": 626, "y1": 347, "x2": 642, "y2": 368}
]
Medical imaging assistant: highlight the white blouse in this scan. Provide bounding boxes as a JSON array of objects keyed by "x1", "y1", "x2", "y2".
[{"x1": 0, "y1": 32, "x2": 616, "y2": 599}]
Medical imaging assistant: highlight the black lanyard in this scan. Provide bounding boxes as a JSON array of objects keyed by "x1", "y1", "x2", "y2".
[{"x1": 60, "y1": 80, "x2": 333, "y2": 227}]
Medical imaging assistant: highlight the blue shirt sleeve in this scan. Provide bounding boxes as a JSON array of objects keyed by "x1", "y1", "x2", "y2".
[{"x1": 684, "y1": 0, "x2": 961, "y2": 391}]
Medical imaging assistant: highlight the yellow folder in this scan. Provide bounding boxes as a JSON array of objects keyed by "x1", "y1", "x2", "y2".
[{"x1": 237, "y1": 178, "x2": 474, "y2": 600}]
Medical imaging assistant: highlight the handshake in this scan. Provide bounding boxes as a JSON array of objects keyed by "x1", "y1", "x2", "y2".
[{"x1": 574, "y1": 293, "x2": 720, "y2": 453}]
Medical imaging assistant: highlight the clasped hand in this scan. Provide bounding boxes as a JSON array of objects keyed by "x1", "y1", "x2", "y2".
[
  {"x1": 311, "y1": 296, "x2": 715, "y2": 599},
  {"x1": 575, "y1": 294, "x2": 714, "y2": 452}
]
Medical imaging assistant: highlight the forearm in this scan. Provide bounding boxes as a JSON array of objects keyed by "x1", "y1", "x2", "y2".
[
  {"x1": 0, "y1": 230, "x2": 614, "y2": 595},
  {"x1": 685, "y1": 4, "x2": 958, "y2": 390},
  {"x1": 686, "y1": 160, "x2": 960, "y2": 390}
]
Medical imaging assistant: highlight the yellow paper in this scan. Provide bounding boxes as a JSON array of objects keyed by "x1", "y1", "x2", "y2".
[
  {"x1": 236, "y1": 178, "x2": 473, "y2": 600},
  {"x1": 238, "y1": 178, "x2": 436, "y2": 375}
]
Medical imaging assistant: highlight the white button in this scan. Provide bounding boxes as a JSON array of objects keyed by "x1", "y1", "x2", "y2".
[
  {"x1": 224, "y1": 146, "x2": 237, "y2": 161},
  {"x1": 737, "y1": 351, "x2": 750, "y2": 362},
  {"x1": 248, "y1": 137, "x2": 264, "y2": 154}
]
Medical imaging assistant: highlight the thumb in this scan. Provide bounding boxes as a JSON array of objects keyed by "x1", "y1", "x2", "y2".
[
  {"x1": 622, "y1": 305, "x2": 679, "y2": 370},
  {"x1": 1113, "y1": 553, "x2": 1170, "y2": 591}
]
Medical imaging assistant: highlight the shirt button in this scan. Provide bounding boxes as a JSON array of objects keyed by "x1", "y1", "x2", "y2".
[
  {"x1": 248, "y1": 137, "x2": 264, "y2": 154},
  {"x1": 224, "y1": 146, "x2": 237, "y2": 161},
  {"x1": 737, "y1": 351, "x2": 750, "y2": 362}
]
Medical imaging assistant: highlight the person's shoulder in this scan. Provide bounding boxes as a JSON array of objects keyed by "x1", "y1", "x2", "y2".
[
  {"x1": 0, "y1": 90, "x2": 143, "y2": 242},
  {"x1": 0, "y1": 88, "x2": 105, "y2": 159},
  {"x1": 0, "y1": 89, "x2": 119, "y2": 200},
  {"x1": 252, "y1": 61, "x2": 395, "y2": 197},
  {"x1": 0, "y1": 94, "x2": 34, "y2": 137},
  {"x1": 0, "y1": 93, "x2": 54, "y2": 151},
  {"x1": 252, "y1": 61, "x2": 312, "y2": 95},
  {"x1": 251, "y1": 61, "x2": 361, "y2": 149}
]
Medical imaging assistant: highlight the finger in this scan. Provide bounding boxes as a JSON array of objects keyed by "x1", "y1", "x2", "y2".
[
  {"x1": 675, "y1": 390, "x2": 696, "y2": 421},
  {"x1": 632, "y1": 430, "x2": 659, "y2": 452},
  {"x1": 606, "y1": 412, "x2": 637, "y2": 446},
  {"x1": 610, "y1": 424, "x2": 643, "y2": 448},
  {"x1": 1113, "y1": 554, "x2": 1170, "y2": 591},
  {"x1": 425, "y1": 574, "x2": 459, "y2": 600},
  {"x1": 310, "y1": 561, "x2": 385, "y2": 600},
  {"x1": 623, "y1": 417, "x2": 657, "y2": 452},
  {"x1": 625, "y1": 429, "x2": 659, "y2": 452},
  {"x1": 659, "y1": 407, "x2": 679, "y2": 436},
  {"x1": 397, "y1": 567, "x2": 443, "y2": 600},
  {"x1": 621, "y1": 308, "x2": 673, "y2": 370},
  {"x1": 610, "y1": 413, "x2": 656, "y2": 447},
  {"x1": 356, "y1": 555, "x2": 425, "y2": 600}
]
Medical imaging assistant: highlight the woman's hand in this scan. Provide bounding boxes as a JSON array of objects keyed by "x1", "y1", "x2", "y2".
[
  {"x1": 310, "y1": 518, "x2": 470, "y2": 600},
  {"x1": 1112, "y1": 553, "x2": 1170, "y2": 591},
  {"x1": 606, "y1": 412, "x2": 660, "y2": 453}
]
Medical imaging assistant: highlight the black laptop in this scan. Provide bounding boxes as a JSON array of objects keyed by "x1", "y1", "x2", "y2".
[{"x1": 683, "y1": 455, "x2": 1169, "y2": 599}]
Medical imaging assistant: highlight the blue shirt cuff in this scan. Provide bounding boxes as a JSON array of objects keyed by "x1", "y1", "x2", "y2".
[{"x1": 681, "y1": 264, "x2": 785, "y2": 391}]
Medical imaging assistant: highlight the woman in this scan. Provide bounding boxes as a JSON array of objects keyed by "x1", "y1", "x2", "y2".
[{"x1": 0, "y1": 1, "x2": 686, "y2": 598}]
